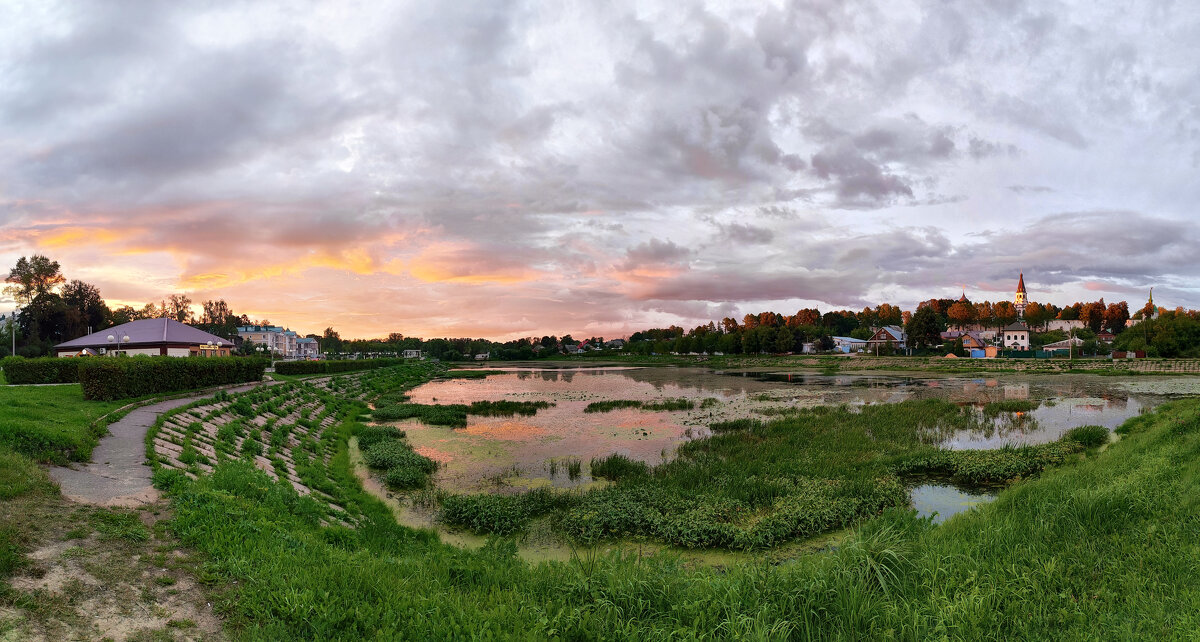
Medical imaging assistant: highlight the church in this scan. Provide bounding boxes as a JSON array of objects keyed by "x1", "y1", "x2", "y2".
[{"x1": 1001, "y1": 273, "x2": 1031, "y2": 350}]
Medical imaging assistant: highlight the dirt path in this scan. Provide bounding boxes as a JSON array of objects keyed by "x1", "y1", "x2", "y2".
[{"x1": 48, "y1": 383, "x2": 268, "y2": 507}]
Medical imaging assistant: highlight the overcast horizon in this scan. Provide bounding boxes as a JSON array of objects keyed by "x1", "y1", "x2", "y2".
[{"x1": 2, "y1": 1, "x2": 1198, "y2": 340}]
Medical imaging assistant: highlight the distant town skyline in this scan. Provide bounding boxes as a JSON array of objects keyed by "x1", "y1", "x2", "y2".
[{"x1": 2, "y1": 2, "x2": 1198, "y2": 340}]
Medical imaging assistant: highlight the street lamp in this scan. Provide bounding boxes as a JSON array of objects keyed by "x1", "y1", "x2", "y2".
[{"x1": 107, "y1": 333, "x2": 131, "y2": 355}]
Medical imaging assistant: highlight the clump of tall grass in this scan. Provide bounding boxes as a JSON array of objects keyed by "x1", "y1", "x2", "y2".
[
  {"x1": 590, "y1": 453, "x2": 649, "y2": 480},
  {"x1": 584, "y1": 400, "x2": 645, "y2": 413},
  {"x1": 1064, "y1": 424, "x2": 1110, "y2": 448}
]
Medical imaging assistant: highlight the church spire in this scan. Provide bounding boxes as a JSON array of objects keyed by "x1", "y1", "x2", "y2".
[{"x1": 1014, "y1": 272, "x2": 1028, "y2": 318}]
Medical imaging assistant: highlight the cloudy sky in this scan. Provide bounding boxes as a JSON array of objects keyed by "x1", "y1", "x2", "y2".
[{"x1": 1, "y1": 1, "x2": 1197, "y2": 339}]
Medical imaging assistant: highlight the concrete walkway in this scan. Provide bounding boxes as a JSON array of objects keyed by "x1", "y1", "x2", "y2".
[{"x1": 49, "y1": 383, "x2": 267, "y2": 507}]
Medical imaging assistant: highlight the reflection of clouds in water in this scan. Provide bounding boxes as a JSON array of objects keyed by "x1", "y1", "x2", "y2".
[{"x1": 404, "y1": 370, "x2": 1197, "y2": 488}]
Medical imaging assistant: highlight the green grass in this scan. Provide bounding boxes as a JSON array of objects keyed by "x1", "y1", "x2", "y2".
[
  {"x1": 371, "y1": 400, "x2": 553, "y2": 428},
  {"x1": 584, "y1": 398, "x2": 695, "y2": 413},
  {"x1": 147, "y1": 396, "x2": 1200, "y2": 639},
  {"x1": 0, "y1": 385, "x2": 132, "y2": 463},
  {"x1": 589, "y1": 453, "x2": 650, "y2": 480}
]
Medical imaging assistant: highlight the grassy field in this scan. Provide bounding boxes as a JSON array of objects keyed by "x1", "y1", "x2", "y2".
[
  {"x1": 144, "y1": 386, "x2": 1200, "y2": 639},
  {"x1": 0, "y1": 385, "x2": 132, "y2": 463}
]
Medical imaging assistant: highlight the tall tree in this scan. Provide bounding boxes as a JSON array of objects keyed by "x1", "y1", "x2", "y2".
[
  {"x1": 61, "y1": 280, "x2": 110, "y2": 335},
  {"x1": 905, "y1": 305, "x2": 943, "y2": 349},
  {"x1": 165, "y1": 294, "x2": 194, "y2": 323},
  {"x1": 3, "y1": 255, "x2": 65, "y2": 304},
  {"x1": 1104, "y1": 301, "x2": 1130, "y2": 334},
  {"x1": 946, "y1": 301, "x2": 976, "y2": 329}
]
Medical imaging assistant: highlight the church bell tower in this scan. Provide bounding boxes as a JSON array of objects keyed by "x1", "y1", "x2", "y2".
[{"x1": 1014, "y1": 273, "x2": 1028, "y2": 319}]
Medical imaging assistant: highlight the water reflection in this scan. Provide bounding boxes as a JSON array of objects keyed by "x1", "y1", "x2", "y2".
[
  {"x1": 398, "y1": 367, "x2": 1198, "y2": 492},
  {"x1": 910, "y1": 484, "x2": 997, "y2": 524}
]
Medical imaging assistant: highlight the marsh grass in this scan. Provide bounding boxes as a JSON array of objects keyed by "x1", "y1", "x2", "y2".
[
  {"x1": 590, "y1": 453, "x2": 650, "y2": 480},
  {"x1": 584, "y1": 398, "x2": 695, "y2": 413},
  {"x1": 372, "y1": 400, "x2": 553, "y2": 427}
]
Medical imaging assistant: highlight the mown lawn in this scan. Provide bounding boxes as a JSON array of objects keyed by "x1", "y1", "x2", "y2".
[
  {"x1": 154, "y1": 385, "x2": 1200, "y2": 640},
  {"x1": 0, "y1": 385, "x2": 130, "y2": 463}
]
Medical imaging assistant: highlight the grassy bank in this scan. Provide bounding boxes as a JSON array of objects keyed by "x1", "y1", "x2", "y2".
[
  {"x1": 143, "y1": 391, "x2": 1200, "y2": 639},
  {"x1": 0, "y1": 385, "x2": 132, "y2": 463}
]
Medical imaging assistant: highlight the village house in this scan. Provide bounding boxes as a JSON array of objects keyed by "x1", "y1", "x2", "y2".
[
  {"x1": 832, "y1": 336, "x2": 867, "y2": 353},
  {"x1": 402, "y1": 349, "x2": 423, "y2": 359},
  {"x1": 54, "y1": 318, "x2": 233, "y2": 358},
  {"x1": 866, "y1": 326, "x2": 906, "y2": 351},
  {"x1": 1001, "y1": 322, "x2": 1030, "y2": 350}
]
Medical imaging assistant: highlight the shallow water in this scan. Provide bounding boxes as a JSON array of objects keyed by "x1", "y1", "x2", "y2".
[
  {"x1": 396, "y1": 367, "x2": 1200, "y2": 492},
  {"x1": 910, "y1": 484, "x2": 998, "y2": 524}
]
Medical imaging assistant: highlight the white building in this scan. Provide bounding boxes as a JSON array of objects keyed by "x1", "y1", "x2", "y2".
[
  {"x1": 236, "y1": 325, "x2": 311, "y2": 358},
  {"x1": 1001, "y1": 322, "x2": 1030, "y2": 350},
  {"x1": 55, "y1": 318, "x2": 233, "y2": 358}
]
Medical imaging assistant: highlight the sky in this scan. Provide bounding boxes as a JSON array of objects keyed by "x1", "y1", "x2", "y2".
[{"x1": 1, "y1": 1, "x2": 1198, "y2": 340}]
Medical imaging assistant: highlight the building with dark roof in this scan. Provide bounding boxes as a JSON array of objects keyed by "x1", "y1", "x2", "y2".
[
  {"x1": 54, "y1": 318, "x2": 232, "y2": 358},
  {"x1": 1001, "y1": 321, "x2": 1030, "y2": 350}
]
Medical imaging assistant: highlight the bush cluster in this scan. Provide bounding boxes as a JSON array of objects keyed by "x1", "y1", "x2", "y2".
[
  {"x1": 440, "y1": 488, "x2": 573, "y2": 536},
  {"x1": 559, "y1": 477, "x2": 906, "y2": 549},
  {"x1": 274, "y1": 358, "x2": 404, "y2": 376},
  {"x1": 361, "y1": 435, "x2": 437, "y2": 490},
  {"x1": 78, "y1": 356, "x2": 267, "y2": 400},
  {"x1": 895, "y1": 439, "x2": 1084, "y2": 485},
  {"x1": 0, "y1": 356, "x2": 80, "y2": 384}
]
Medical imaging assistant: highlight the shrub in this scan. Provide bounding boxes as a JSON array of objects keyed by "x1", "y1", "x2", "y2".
[
  {"x1": 1064, "y1": 425, "x2": 1110, "y2": 448},
  {"x1": 78, "y1": 356, "x2": 267, "y2": 400},
  {"x1": 590, "y1": 453, "x2": 650, "y2": 481},
  {"x1": 357, "y1": 425, "x2": 407, "y2": 449},
  {"x1": 1, "y1": 356, "x2": 80, "y2": 384}
]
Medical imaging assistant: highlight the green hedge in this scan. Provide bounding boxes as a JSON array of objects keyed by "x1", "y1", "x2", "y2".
[
  {"x1": 274, "y1": 358, "x2": 403, "y2": 376},
  {"x1": 0, "y1": 356, "x2": 81, "y2": 384},
  {"x1": 79, "y1": 357, "x2": 267, "y2": 400}
]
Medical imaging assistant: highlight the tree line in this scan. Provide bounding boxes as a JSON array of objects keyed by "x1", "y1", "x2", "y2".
[{"x1": 3, "y1": 255, "x2": 252, "y2": 357}]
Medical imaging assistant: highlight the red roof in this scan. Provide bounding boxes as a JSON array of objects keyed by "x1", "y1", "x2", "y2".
[{"x1": 1016, "y1": 272, "x2": 1027, "y2": 294}]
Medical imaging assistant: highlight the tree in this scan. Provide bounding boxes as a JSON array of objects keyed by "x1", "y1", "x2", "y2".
[
  {"x1": 1104, "y1": 301, "x2": 1130, "y2": 334},
  {"x1": 774, "y1": 326, "x2": 794, "y2": 353},
  {"x1": 1079, "y1": 299, "x2": 1106, "y2": 333},
  {"x1": 1023, "y1": 301, "x2": 1051, "y2": 331},
  {"x1": 323, "y1": 327, "x2": 344, "y2": 354},
  {"x1": 165, "y1": 294, "x2": 194, "y2": 323},
  {"x1": 946, "y1": 302, "x2": 976, "y2": 329},
  {"x1": 61, "y1": 280, "x2": 110, "y2": 337},
  {"x1": 4, "y1": 255, "x2": 65, "y2": 304},
  {"x1": 905, "y1": 305, "x2": 943, "y2": 350},
  {"x1": 993, "y1": 301, "x2": 1017, "y2": 330}
]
